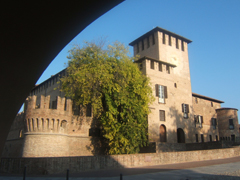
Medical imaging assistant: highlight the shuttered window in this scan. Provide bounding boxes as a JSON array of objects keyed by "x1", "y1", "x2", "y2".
[
  {"x1": 182, "y1": 103, "x2": 189, "y2": 119},
  {"x1": 155, "y1": 84, "x2": 168, "y2": 103},
  {"x1": 182, "y1": 103, "x2": 189, "y2": 113},
  {"x1": 159, "y1": 110, "x2": 165, "y2": 121}
]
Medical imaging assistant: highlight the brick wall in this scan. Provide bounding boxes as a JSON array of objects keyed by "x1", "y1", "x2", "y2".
[{"x1": 1, "y1": 147, "x2": 240, "y2": 175}]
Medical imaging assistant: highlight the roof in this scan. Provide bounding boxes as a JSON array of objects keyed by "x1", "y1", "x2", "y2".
[
  {"x1": 192, "y1": 93, "x2": 224, "y2": 103},
  {"x1": 216, "y1": 108, "x2": 238, "y2": 111},
  {"x1": 134, "y1": 56, "x2": 176, "y2": 67},
  {"x1": 129, "y1": 26, "x2": 192, "y2": 46},
  {"x1": 31, "y1": 68, "x2": 66, "y2": 91}
]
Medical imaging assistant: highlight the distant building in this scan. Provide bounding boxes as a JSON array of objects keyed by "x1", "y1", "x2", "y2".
[{"x1": 2, "y1": 27, "x2": 239, "y2": 158}]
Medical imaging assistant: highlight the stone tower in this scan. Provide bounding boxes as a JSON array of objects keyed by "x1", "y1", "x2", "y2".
[{"x1": 129, "y1": 27, "x2": 194, "y2": 143}]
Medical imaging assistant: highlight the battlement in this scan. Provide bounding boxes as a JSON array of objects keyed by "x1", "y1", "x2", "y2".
[
  {"x1": 23, "y1": 95, "x2": 75, "y2": 134},
  {"x1": 24, "y1": 95, "x2": 72, "y2": 112}
]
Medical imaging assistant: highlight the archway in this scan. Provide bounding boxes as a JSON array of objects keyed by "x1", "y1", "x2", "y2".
[
  {"x1": 159, "y1": 125, "x2": 166, "y2": 142},
  {"x1": 177, "y1": 128, "x2": 185, "y2": 143},
  {"x1": 0, "y1": 0, "x2": 123, "y2": 156}
]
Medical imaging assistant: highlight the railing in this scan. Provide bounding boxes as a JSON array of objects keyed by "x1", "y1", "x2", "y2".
[{"x1": 22, "y1": 166, "x2": 124, "y2": 180}]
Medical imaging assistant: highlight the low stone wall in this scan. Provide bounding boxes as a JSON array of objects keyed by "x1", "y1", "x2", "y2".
[
  {"x1": 1, "y1": 146, "x2": 240, "y2": 175},
  {"x1": 156, "y1": 141, "x2": 233, "y2": 153}
]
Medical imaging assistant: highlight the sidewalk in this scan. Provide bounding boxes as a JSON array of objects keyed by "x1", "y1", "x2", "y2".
[{"x1": 1, "y1": 156, "x2": 240, "y2": 180}]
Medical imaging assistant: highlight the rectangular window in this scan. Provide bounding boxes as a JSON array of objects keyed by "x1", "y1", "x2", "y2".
[
  {"x1": 162, "y1": 33, "x2": 165, "y2": 44},
  {"x1": 168, "y1": 35, "x2": 171, "y2": 46},
  {"x1": 176, "y1": 38, "x2": 179, "y2": 49},
  {"x1": 195, "y1": 134, "x2": 198, "y2": 142},
  {"x1": 156, "y1": 84, "x2": 167, "y2": 103},
  {"x1": 147, "y1": 36, "x2": 150, "y2": 48},
  {"x1": 209, "y1": 135, "x2": 212, "y2": 142},
  {"x1": 159, "y1": 110, "x2": 165, "y2": 121},
  {"x1": 137, "y1": 43, "x2": 139, "y2": 53},
  {"x1": 151, "y1": 60, "x2": 154, "y2": 69},
  {"x1": 201, "y1": 134, "x2": 204, "y2": 143},
  {"x1": 229, "y1": 119, "x2": 234, "y2": 129},
  {"x1": 159, "y1": 62, "x2": 162, "y2": 71},
  {"x1": 211, "y1": 118, "x2": 217, "y2": 129},
  {"x1": 142, "y1": 39, "x2": 144, "y2": 50},
  {"x1": 182, "y1": 103, "x2": 189, "y2": 119},
  {"x1": 51, "y1": 99, "x2": 57, "y2": 109},
  {"x1": 152, "y1": 33, "x2": 155, "y2": 45},
  {"x1": 166, "y1": 65, "x2": 170, "y2": 74},
  {"x1": 195, "y1": 97, "x2": 198, "y2": 103},
  {"x1": 86, "y1": 104, "x2": 92, "y2": 117},
  {"x1": 181, "y1": 40, "x2": 184, "y2": 51},
  {"x1": 199, "y1": 115, "x2": 203, "y2": 127},
  {"x1": 216, "y1": 135, "x2": 218, "y2": 141}
]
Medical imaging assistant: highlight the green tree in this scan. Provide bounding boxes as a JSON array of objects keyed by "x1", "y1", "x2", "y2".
[{"x1": 60, "y1": 41, "x2": 154, "y2": 154}]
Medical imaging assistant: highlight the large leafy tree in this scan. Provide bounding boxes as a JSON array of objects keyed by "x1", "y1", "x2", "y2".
[{"x1": 60, "y1": 41, "x2": 153, "y2": 154}]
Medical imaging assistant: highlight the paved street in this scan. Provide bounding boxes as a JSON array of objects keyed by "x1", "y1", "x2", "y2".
[{"x1": 1, "y1": 156, "x2": 240, "y2": 180}]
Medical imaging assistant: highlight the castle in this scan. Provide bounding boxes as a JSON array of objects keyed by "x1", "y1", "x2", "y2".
[{"x1": 2, "y1": 27, "x2": 239, "y2": 158}]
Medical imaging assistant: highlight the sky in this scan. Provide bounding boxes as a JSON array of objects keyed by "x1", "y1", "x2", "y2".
[{"x1": 24, "y1": 0, "x2": 240, "y2": 115}]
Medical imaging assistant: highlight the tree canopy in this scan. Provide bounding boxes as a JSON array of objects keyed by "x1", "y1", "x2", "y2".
[{"x1": 60, "y1": 41, "x2": 153, "y2": 154}]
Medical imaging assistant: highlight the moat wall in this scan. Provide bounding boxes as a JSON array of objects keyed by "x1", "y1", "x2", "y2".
[{"x1": 1, "y1": 147, "x2": 240, "y2": 175}]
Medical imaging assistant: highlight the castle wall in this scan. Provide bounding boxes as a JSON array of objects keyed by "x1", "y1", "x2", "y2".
[
  {"x1": 2, "y1": 146, "x2": 240, "y2": 175},
  {"x1": 2, "y1": 139, "x2": 24, "y2": 158},
  {"x1": 68, "y1": 136, "x2": 93, "y2": 156},
  {"x1": 2, "y1": 113, "x2": 25, "y2": 158},
  {"x1": 192, "y1": 96, "x2": 221, "y2": 142},
  {"x1": 216, "y1": 108, "x2": 239, "y2": 140},
  {"x1": 22, "y1": 134, "x2": 69, "y2": 157}
]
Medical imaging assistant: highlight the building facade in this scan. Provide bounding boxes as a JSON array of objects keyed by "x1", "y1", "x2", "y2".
[{"x1": 2, "y1": 27, "x2": 239, "y2": 158}]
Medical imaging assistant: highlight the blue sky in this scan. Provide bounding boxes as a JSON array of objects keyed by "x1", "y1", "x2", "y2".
[{"x1": 30, "y1": 0, "x2": 240, "y2": 115}]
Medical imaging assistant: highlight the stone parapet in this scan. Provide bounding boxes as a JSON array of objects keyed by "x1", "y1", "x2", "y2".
[{"x1": 1, "y1": 147, "x2": 240, "y2": 175}]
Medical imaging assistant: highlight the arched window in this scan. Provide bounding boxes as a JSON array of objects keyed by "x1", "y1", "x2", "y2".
[
  {"x1": 61, "y1": 120, "x2": 67, "y2": 129},
  {"x1": 159, "y1": 125, "x2": 166, "y2": 142},
  {"x1": 177, "y1": 128, "x2": 185, "y2": 143}
]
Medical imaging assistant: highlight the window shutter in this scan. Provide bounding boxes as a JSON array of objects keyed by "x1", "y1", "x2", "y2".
[
  {"x1": 182, "y1": 103, "x2": 184, "y2": 112},
  {"x1": 194, "y1": 115, "x2": 198, "y2": 123},
  {"x1": 164, "y1": 86, "x2": 168, "y2": 98},
  {"x1": 155, "y1": 84, "x2": 159, "y2": 97},
  {"x1": 215, "y1": 119, "x2": 217, "y2": 125},
  {"x1": 186, "y1": 104, "x2": 189, "y2": 113},
  {"x1": 201, "y1": 116, "x2": 203, "y2": 123}
]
